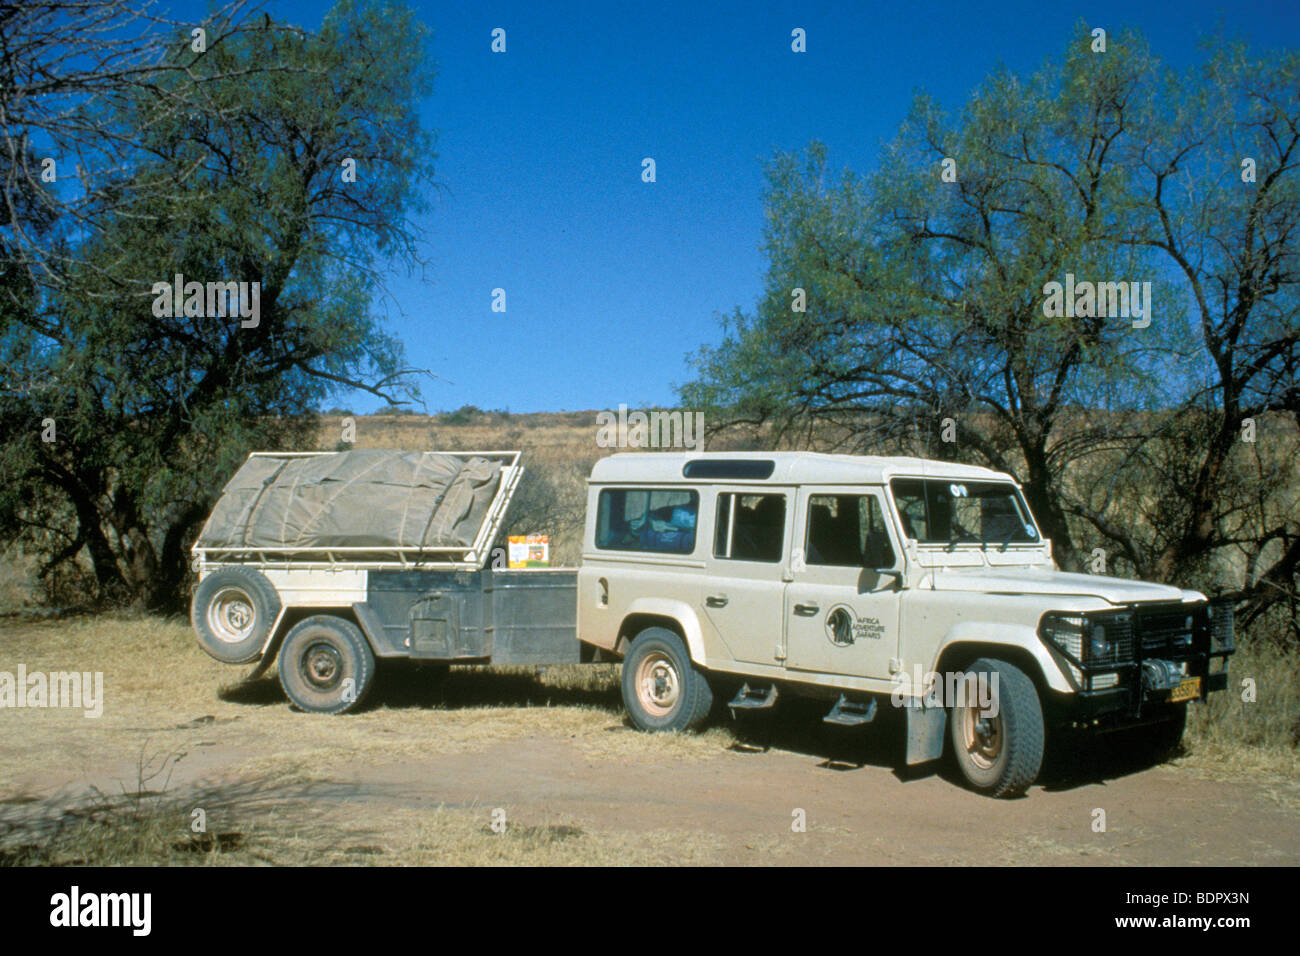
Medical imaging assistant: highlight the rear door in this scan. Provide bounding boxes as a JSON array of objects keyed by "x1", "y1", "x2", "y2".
[
  {"x1": 784, "y1": 487, "x2": 902, "y2": 680},
  {"x1": 699, "y1": 486, "x2": 793, "y2": 665}
]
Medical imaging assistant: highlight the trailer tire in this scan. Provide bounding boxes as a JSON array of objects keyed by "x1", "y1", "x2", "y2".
[
  {"x1": 191, "y1": 566, "x2": 281, "y2": 665},
  {"x1": 949, "y1": 657, "x2": 1044, "y2": 798},
  {"x1": 621, "y1": 627, "x2": 713, "y2": 732},
  {"x1": 279, "y1": 615, "x2": 375, "y2": 714}
]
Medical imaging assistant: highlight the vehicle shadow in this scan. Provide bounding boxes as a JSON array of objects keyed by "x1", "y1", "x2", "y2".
[
  {"x1": 718, "y1": 700, "x2": 1179, "y2": 793},
  {"x1": 722, "y1": 696, "x2": 911, "y2": 774},
  {"x1": 218, "y1": 669, "x2": 1183, "y2": 792},
  {"x1": 219, "y1": 662, "x2": 624, "y2": 713}
]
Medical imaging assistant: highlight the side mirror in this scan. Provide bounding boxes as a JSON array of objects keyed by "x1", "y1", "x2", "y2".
[{"x1": 874, "y1": 569, "x2": 903, "y2": 589}]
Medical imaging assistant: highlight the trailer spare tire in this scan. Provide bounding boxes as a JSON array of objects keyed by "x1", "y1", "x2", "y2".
[{"x1": 191, "y1": 566, "x2": 281, "y2": 664}]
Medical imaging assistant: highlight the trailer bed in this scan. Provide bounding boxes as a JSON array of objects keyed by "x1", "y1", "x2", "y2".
[{"x1": 357, "y1": 567, "x2": 579, "y2": 665}]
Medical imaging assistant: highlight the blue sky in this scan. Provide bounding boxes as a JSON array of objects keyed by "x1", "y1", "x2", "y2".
[{"x1": 208, "y1": 1, "x2": 1298, "y2": 412}]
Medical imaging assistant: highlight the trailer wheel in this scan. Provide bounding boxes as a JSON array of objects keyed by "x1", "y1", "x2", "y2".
[
  {"x1": 191, "y1": 566, "x2": 281, "y2": 664},
  {"x1": 949, "y1": 657, "x2": 1044, "y2": 798},
  {"x1": 278, "y1": 615, "x2": 375, "y2": 714},
  {"x1": 621, "y1": 627, "x2": 713, "y2": 732}
]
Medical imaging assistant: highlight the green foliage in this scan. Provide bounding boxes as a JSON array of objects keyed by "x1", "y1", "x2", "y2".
[
  {"x1": 684, "y1": 23, "x2": 1299, "y2": 625},
  {"x1": 0, "y1": 0, "x2": 438, "y2": 609}
]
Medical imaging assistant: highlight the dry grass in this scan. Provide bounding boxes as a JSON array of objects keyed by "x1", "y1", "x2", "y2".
[
  {"x1": 0, "y1": 614, "x2": 784, "y2": 867},
  {"x1": 1179, "y1": 640, "x2": 1300, "y2": 807},
  {"x1": 0, "y1": 614, "x2": 739, "y2": 864},
  {"x1": 2, "y1": 792, "x2": 731, "y2": 866},
  {"x1": 0, "y1": 616, "x2": 730, "y2": 786}
]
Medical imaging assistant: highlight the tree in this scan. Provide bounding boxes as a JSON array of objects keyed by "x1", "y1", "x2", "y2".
[
  {"x1": 684, "y1": 25, "x2": 1300, "y2": 641},
  {"x1": 1112, "y1": 40, "x2": 1300, "y2": 626},
  {"x1": 0, "y1": 0, "x2": 437, "y2": 609},
  {"x1": 684, "y1": 26, "x2": 1166, "y2": 572}
]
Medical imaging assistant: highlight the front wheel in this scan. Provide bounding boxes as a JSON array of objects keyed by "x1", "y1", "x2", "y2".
[
  {"x1": 949, "y1": 657, "x2": 1044, "y2": 798},
  {"x1": 621, "y1": 627, "x2": 713, "y2": 732},
  {"x1": 278, "y1": 615, "x2": 375, "y2": 714},
  {"x1": 1111, "y1": 704, "x2": 1187, "y2": 765}
]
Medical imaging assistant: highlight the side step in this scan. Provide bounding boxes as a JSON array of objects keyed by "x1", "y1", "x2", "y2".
[
  {"x1": 824, "y1": 695, "x2": 877, "y2": 727},
  {"x1": 729, "y1": 682, "x2": 779, "y2": 712}
]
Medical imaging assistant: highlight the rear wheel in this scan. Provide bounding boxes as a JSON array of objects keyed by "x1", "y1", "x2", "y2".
[
  {"x1": 191, "y1": 566, "x2": 281, "y2": 664},
  {"x1": 949, "y1": 657, "x2": 1044, "y2": 797},
  {"x1": 621, "y1": 628, "x2": 713, "y2": 732},
  {"x1": 278, "y1": 615, "x2": 375, "y2": 714}
]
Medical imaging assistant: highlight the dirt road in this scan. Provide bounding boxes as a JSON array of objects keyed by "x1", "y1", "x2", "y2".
[{"x1": 2, "y1": 617, "x2": 1297, "y2": 865}]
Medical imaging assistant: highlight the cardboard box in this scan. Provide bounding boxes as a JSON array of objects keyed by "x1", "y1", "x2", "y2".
[{"x1": 507, "y1": 534, "x2": 549, "y2": 568}]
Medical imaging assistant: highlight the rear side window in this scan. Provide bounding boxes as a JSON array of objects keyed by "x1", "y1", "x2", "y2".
[
  {"x1": 714, "y1": 492, "x2": 786, "y2": 563},
  {"x1": 596, "y1": 488, "x2": 698, "y2": 554}
]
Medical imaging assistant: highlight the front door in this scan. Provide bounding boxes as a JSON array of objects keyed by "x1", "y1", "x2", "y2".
[{"x1": 784, "y1": 488, "x2": 902, "y2": 681}]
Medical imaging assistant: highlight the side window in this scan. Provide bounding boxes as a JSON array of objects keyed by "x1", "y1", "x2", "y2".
[
  {"x1": 596, "y1": 488, "x2": 698, "y2": 554},
  {"x1": 891, "y1": 479, "x2": 929, "y2": 541},
  {"x1": 714, "y1": 492, "x2": 786, "y2": 563},
  {"x1": 806, "y1": 494, "x2": 896, "y2": 568}
]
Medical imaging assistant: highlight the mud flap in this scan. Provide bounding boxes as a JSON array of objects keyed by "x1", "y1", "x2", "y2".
[{"x1": 905, "y1": 704, "x2": 947, "y2": 765}]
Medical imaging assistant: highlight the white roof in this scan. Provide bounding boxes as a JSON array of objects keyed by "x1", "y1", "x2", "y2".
[{"x1": 588, "y1": 451, "x2": 1016, "y2": 486}]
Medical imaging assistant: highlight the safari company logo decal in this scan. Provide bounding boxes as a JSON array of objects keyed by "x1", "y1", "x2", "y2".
[{"x1": 825, "y1": 606, "x2": 885, "y2": 647}]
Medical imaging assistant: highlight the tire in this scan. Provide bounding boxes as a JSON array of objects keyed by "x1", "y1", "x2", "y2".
[
  {"x1": 1145, "y1": 705, "x2": 1188, "y2": 759},
  {"x1": 278, "y1": 615, "x2": 375, "y2": 714},
  {"x1": 191, "y1": 566, "x2": 281, "y2": 664},
  {"x1": 949, "y1": 657, "x2": 1045, "y2": 798},
  {"x1": 1116, "y1": 704, "x2": 1187, "y2": 763},
  {"x1": 621, "y1": 627, "x2": 713, "y2": 732}
]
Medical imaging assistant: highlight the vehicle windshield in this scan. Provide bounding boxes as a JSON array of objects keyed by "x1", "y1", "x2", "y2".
[{"x1": 889, "y1": 478, "x2": 1040, "y2": 547}]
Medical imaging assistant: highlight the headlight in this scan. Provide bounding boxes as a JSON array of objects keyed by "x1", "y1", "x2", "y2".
[
  {"x1": 1039, "y1": 613, "x2": 1085, "y2": 660},
  {"x1": 1039, "y1": 613, "x2": 1085, "y2": 685},
  {"x1": 1089, "y1": 623, "x2": 1110, "y2": 660}
]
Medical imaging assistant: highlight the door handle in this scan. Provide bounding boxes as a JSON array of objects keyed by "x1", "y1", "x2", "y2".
[
  {"x1": 794, "y1": 602, "x2": 820, "y2": 616},
  {"x1": 705, "y1": 594, "x2": 729, "y2": 608}
]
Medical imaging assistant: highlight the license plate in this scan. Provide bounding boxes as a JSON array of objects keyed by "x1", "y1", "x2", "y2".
[{"x1": 1170, "y1": 677, "x2": 1201, "y2": 702}]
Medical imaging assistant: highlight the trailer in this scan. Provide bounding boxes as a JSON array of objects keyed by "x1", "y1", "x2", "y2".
[{"x1": 190, "y1": 449, "x2": 584, "y2": 713}]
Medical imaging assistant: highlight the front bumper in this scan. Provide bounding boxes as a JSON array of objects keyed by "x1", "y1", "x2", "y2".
[{"x1": 1042, "y1": 599, "x2": 1235, "y2": 723}]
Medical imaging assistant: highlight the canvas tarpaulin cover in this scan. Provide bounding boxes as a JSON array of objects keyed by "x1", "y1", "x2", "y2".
[{"x1": 197, "y1": 450, "x2": 503, "y2": 551}]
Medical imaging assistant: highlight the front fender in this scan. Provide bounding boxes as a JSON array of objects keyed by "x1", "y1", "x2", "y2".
[
  {"x1": 931, "y1": 620, "x2": 1073, "y2": 694},
  {"x1": 621, "y1": 597, "x2": 708, "y2": 665}
]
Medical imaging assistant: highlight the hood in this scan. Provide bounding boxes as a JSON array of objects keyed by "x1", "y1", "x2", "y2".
[{"x1": 926, "y1": 566, "x2": 1188, "y2": 605}]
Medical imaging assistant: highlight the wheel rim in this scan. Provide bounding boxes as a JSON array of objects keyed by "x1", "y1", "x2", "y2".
[
  {"x1": 961, "y1": 703, "x2": 1003, "y2": 771},
  {"x1": 635, "y1": 651, "x2": 681, "y2": 718},
  {"x1": 301, "y1": 640, "x2": 344, "y2": 691},
  {"x1": 207, "y1": 587, "x2": 255, "y2": 644}
]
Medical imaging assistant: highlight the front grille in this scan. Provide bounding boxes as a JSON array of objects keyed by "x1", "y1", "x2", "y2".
[{"x1": 1135, "y1": 606, "x2": 1196, "y2": 657}]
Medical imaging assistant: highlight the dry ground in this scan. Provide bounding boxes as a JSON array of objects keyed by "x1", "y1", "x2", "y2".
[{"x1": 0, "y1": 615, "x2": 1297, "y2": 866}]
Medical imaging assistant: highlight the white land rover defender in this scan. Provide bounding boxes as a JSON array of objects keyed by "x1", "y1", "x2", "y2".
[{"x1": 191, "y1": 448, "x2": 1234, "y2": 797}]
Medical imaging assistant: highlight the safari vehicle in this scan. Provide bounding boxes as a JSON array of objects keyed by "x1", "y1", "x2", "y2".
[{"x1": 191, "y1": 449, "x2": 1235, "y2": 797}]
